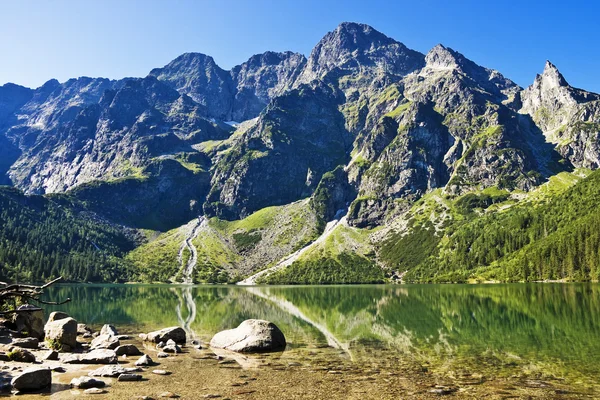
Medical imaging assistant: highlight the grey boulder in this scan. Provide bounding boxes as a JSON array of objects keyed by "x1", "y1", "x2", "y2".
[
  {"x1": 44, "y1": 317, "x2": 78, "y2": 349},
  {"x1": 134, "y1": 354, "x2": 153, "y2": 366},
  {"x1": 11, "y1": 367, "x2": 51, "y2": 391},
  {"x1": 62, "y1": 349, "x2": 117, "y2": 364},
  {"x1": 90, "y1": 334, "x2": 120, "y2": 350},
  {"x1": 12, "y1": 305, "x2": 45, "y2": 339},
  {"x1": 115, "y1": 344, "x2": 142, "y2": 356},
  {"x1": 210, "y1": 319, "x2": 286, "y2": 352},
  {"x1": 100, "y1": 324, "x2": 118, "y2": 337},
  {"x1": 117, "y1": 373, "x2": 142, "y2": 382},
  {"x1": 47, "y1": 311, "x2": 69, "y2": 323},
  {"x1": 10, "y1": 337, "x2": 39, "y2": 349},
  {"x1": 70, "y1": 376, "x2": 106, "y2": 389},
  {"x1": 146, "y1": 327, "x2": 186, "y2": 344}
]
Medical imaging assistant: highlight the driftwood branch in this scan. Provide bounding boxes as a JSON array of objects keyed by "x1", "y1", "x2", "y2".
[{"x1": 0, "y1": 276, "x2": 69, "y2": 316}]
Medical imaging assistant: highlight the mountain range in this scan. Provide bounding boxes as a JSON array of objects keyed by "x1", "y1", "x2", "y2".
[{"x1": 1, "y1": 22, "x2": 599, "y2": 284}]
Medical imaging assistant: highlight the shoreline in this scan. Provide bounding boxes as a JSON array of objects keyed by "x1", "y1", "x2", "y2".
[{"x1": 2, "y1": 315, "x2": 598, "y2": 399}]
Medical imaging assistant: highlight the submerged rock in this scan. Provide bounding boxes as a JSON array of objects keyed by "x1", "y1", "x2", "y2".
[
  {"x1": 210, "y1": 319, "x2": 286, "y2": 352},
  {"x1": 84, "y1": 388, "x2": 106, "y2": 394},
  {"x1": 11, "y1": 367, "x2": 51, "y2": 391}
]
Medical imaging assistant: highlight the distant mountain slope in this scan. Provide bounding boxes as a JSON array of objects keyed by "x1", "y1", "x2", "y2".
[
  {"x1": 0, "y1": 187, "x2": 136, "y2": 282},
  {"x1": 0, "y1": 22, "x2": 598, "y2": 284}
]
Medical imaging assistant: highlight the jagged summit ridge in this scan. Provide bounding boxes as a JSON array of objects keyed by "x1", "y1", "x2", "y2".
[{"x1": 295, "y1": 22, "x2": 425, "y2": 85}]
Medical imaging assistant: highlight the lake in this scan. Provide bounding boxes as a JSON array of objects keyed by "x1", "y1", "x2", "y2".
[{"x1": 42, "y1": 283, "x2": 600, "y2": 396}]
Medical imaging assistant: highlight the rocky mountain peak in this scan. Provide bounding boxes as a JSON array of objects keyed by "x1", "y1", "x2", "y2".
[
  {"x1": 424, "y1": 44, "x2": 461, "y2": 70},
  {"x1": 534, "y1": 60, "x2": 570, "y2": 90},
  {"x1": 520, "y1": 60, "x2": 599, "y2": 135},
  {"x1": 421, "y1": 44, "x2": 520, "y2": 100},
  {"x1": 296, "y1": 22, "x2": 424, "y2": 86},
  {"x1": 149, "y1": 52, "x2": 233, "y2": 120}
]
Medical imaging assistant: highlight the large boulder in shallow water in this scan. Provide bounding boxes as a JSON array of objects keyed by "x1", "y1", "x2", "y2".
[
  {"x1": 11, "y1": 367, "x2": 51, "y2": 391},
  {"x1": 44, "y1": 317, "x2": 77, "y2": 349},
  {"x1": 145, "y1": 327, "x2": 186, "y2": 344},
  {"x1": 210, "y1": 319, "x2": 286, "y2": 352}
]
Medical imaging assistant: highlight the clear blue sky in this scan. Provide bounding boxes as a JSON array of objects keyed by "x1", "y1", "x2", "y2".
[{"x1": 1, "y1": 0, "x2": 598, "y2": 92}]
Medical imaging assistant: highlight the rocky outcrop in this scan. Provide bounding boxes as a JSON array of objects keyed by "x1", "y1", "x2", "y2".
[
  {"x1": 210, "y1": 319, "x2": 286, "y2": 352},
  {"x1": 520, "y1": 61, "x2": 600, "y2": 169},
  {"x1": 10, "y1": 337, "x2": 38, "y2": 349},
  {"x1": 230, "y1": 51, "x2": 306, "y2": 121},
  {"x1": 204, "y1": 81, "x2": 351, "y2": 219},
  {"x1": 149, "y1": 53, "x2": 233, "y2": 120},
  {"x1": 135, "y1": 354, "x2": 153, "y2": 366}
]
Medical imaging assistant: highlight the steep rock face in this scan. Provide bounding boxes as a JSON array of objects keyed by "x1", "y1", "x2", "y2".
[
  {"x1": 520, "y1": 61, "x2": 600, "y2": 168},
  {"x1": 204, "y1": 81, "x2": 352, "y2": 219},
  {"x1": 0, "y1": 83, "x2": 33, "y2": 123},
  {"x1": 149, "y1": 53, "x2": 234, "y2": 120},
  {"x1": 424, "y1": 44, "x2": 520, "y2": 102},
  {"x1": 230, "y1": 51, "x2": 306, "y2": 121},
  {"x1": 150, "y1": 51, "x2": 307, "y2": 122},
  {"x1": 1, "y1": 76, "x2": 228, "y2": 229},
  {"x1": 346, "y1": 45, "x2": 549, "y2": 226},
  {"x1": 520, "y1": 61, "x2": 598, "y2": 132},
  {"x1": 296, "y1": 22, "x2": 425, "y2": 86}
]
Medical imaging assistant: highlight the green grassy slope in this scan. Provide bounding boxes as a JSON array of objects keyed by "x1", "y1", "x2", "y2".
[{"x1": 380, "y1": 169, "x2": 600, "y2": 283}]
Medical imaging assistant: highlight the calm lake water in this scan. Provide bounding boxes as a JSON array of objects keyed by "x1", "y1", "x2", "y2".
[{"x1": 42, "y1": 283, "x2": 600, "y2": 387}]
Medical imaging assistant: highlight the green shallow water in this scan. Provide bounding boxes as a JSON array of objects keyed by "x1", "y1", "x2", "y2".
[{"x1": 42, "y1": 283, "x2": 600, "y2": 387}]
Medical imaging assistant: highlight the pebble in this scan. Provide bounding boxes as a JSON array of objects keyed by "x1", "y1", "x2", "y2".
[
  {"x1": 84, "y1": 388, "x2": 106, "y2": 394},
  {"x1": 157, "y1": 352, "x2": 169, "y2": 358},
  {"x1": 159, "y1": 392, "x2": 180, "y2": 398},
  {"x1": 152, "y1": 370, "x2": 170, "y2": 375}
]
